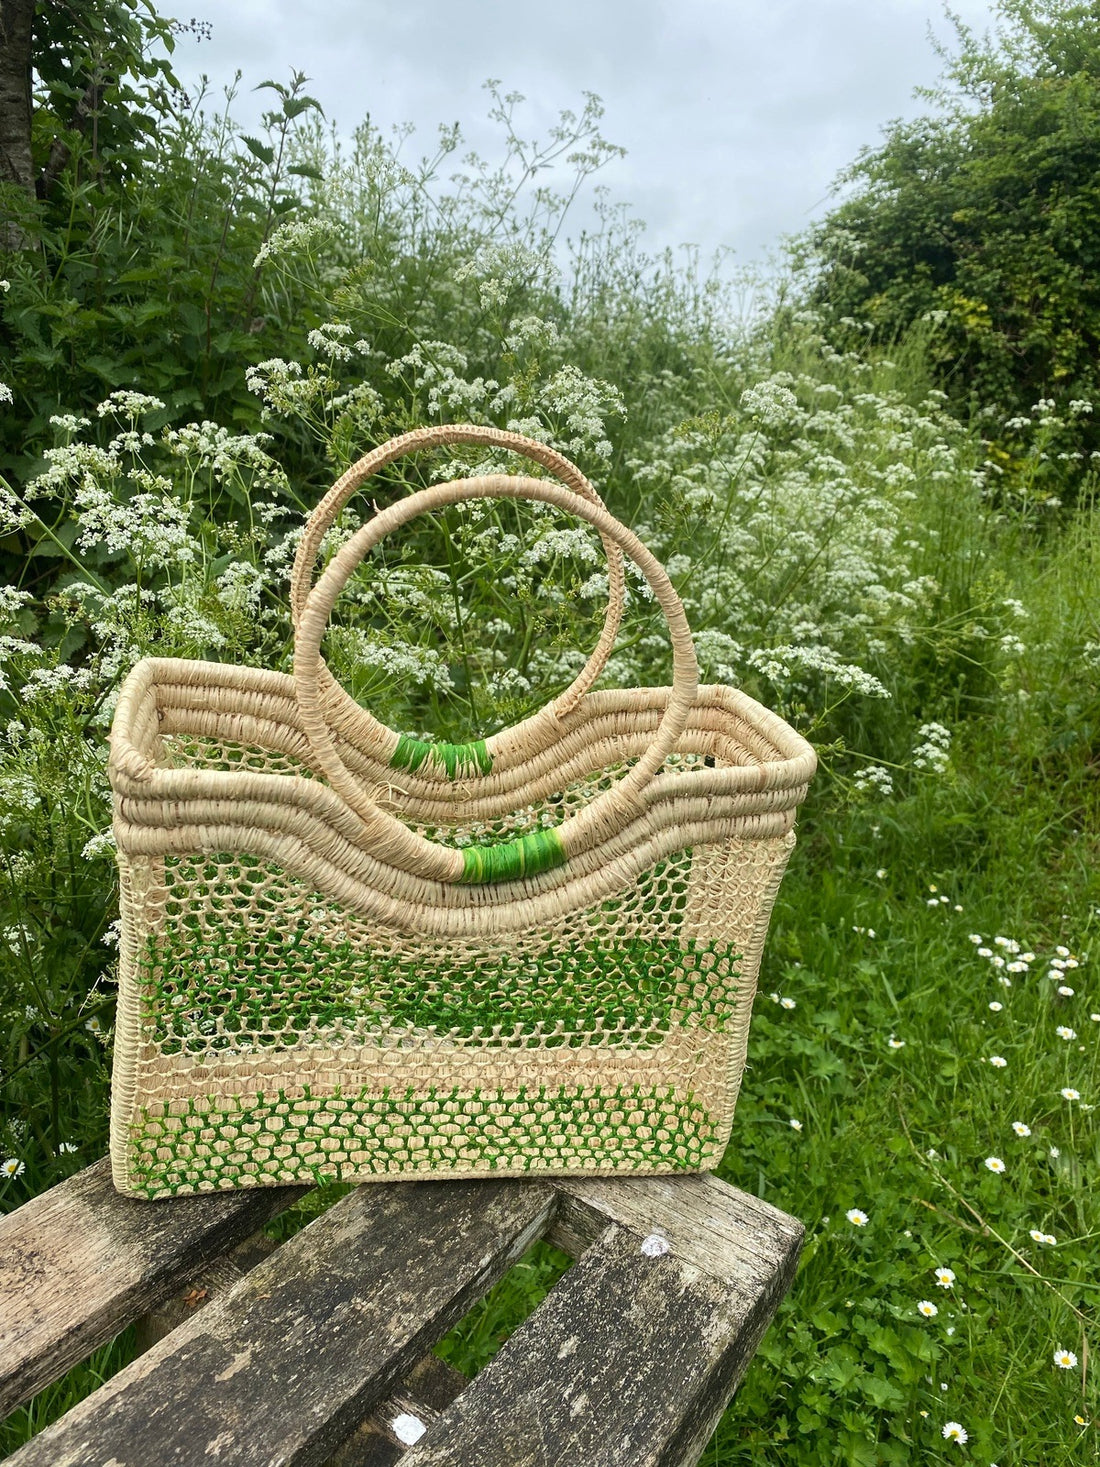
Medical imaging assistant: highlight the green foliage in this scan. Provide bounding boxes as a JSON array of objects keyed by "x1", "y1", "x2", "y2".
[
  {"x1": 803, "y1": 0, "x2": 1100, "y2": 499},
  {"x1": 0, "y1": 6, "x2": 1097, "y2": 1459}
]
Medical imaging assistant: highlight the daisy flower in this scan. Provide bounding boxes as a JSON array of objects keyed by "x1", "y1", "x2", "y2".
[
  {"x1": 942, "y1": 1422, "x2": 968, "y2": 1443},
  {"x1": 989, "y1": 1055, "x2": 1008, "y2": 1068},
  {"x1": 846, "y1": 1208, "x2": 869, "y2": 1226},
  {"x1": 788, "y1": 1118, "x2": 803, "y2": 1131},
  {"x1": 1056, "y1": 1026, "x2": 1077, "y2": 1040},
  {"x1": 1054, "y1": 1348, "x2": 1078, "y2": 1370},
  {"x1": 780, "y1": 996, "x2": 796, "y2": 1010},
  {"x1": 985, "y1": 1156, "x2": 1006, "y2": 1173},
  {"x1": 934, "y1": 1267, "x2": 956, "y2": 1288},
  {"x1": 1012, "y1": 1121, "x2": 1031, "y2": 1136},
  {"x1": 1057, "y1": 985, "x2": 1075, "y2": 997},
  {"x1": 1, "y1": 1158, "x2": 25, "y2": 1179},
  {"x1": 1061, "y1": 1088, "x2": 1080, "y2": 1101},
  {"x1": 888, "y1": 1035, "x2": 905, "y2": 1049},
  {"x1": 917, "y1": 1300, "x2": 938, "y2": 1317},
  {"x1": 989, "y1": 1001, "x2": 1003, "y2": 1012}
]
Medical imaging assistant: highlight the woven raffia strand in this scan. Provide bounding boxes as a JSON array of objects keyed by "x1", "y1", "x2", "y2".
[{"x1": 107, "y1": 426, "x2": 816, "y2": 1199}]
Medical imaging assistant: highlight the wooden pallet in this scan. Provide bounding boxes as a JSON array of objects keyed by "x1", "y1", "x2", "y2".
[{"x1": 0, "y1": 1161, "x2": 802, "y2": 1466}]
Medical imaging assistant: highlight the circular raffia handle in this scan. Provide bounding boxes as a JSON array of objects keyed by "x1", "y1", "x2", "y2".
[
  {"x1": 289, "y1": 425, "x2": 626, "y2": 738},
  {"x1": 294, "y1": 475, "x2": 699, "y2": 885}
]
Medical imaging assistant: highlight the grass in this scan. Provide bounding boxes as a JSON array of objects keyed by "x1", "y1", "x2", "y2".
[{"x1": 1, "y1": 30, "x2": 1097, "y2": 1457}]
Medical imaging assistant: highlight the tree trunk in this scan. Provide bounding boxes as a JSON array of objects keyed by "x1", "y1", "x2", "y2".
[{"x1": 0, "y1": 0, "x2": 36, "y2": 249}]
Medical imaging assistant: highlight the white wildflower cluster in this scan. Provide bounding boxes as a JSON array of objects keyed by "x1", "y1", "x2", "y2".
[
  {"x1": 853, "y1": 765, "x2": 894, "y2": 797},
  {"x1": 246, "y1": 358, "x2": 337, "y2": 417},
  {"x1": 386, "y1": 340, "x2": 519, "y2": 421},
  {"x1": 912, "y1": 721, "x2": 951, "y2": 773},
  {"x1": 747, "y1": 644, "x2": 889, "y2": 698},
  {"x1": 625, "y1": 363, "x2": 976, "y2": 713},
  {"x1": 216, "y1": 560, "x2": 268, "y2": 617},
  {"x1": 252, "y1": 216, "x2": 336, "y2": 268},
  {"x1": 327, "y1": 628, "x2": 455, "y2": 694},
  {"x1": 527, "y1": 365, "x2": 626, "y2": 460},
  {"x1": 95, "y1": 391, "x2": 166, "y2": 421},
  {"x1": 307, "y1": 322, "x2": 357, "y2": 362},
  {"x1": 163, "y1": 422, "x2": 284, "y2": 488},
  {"x1": 740, "y1": 380, "x2": 800, "y2": 426}
]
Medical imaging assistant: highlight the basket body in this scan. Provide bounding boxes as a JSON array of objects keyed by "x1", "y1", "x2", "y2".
[{"x1": 109, "y1": 661, "x2": 813, "y2": 1198}]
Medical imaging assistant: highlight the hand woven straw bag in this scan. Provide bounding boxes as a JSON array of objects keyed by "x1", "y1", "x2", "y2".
[{"x1": 108, "y1": 425, "x2": 816, "y2": 1198}]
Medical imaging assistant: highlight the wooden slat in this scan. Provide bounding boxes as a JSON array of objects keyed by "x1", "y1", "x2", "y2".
[
  {"x1": 548, "y1": 1171, "x2": 804, "y2": 1277},
  {"x1": 332, "y1": 1356, "x2": 467, "y2": 1467},
  {"x1": 401, "y1": 1174, "x2": 803, "y2": 1467},
  {"x1": 6, "y1": 1179, "x2": 555, "y2": 1467},
  {"x1": 0, "y1": 1159, "x2": 302, "y2": 1418}
]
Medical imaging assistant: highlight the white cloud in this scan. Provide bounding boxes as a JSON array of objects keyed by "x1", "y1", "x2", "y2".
[{"x1": 173, "y1": 0, "x2": 998, "y2": 263}]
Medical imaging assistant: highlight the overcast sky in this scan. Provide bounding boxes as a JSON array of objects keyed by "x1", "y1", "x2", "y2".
[{"x1": 171, "y1": 0, "x2": 1000, "y2": 267}]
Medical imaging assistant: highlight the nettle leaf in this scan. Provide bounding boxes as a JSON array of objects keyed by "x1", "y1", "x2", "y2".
[
  {"x1": 282, "y1": 95, "x2": 323, "y2": 120},
  {"x1": 242, "y1": 136, "x2": 276, "y2": 166}
]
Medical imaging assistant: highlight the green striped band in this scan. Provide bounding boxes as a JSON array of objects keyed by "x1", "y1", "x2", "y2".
[
  {"x1": 459, "y1": 828, "x2": 567, "y2": 884},
  {"x1": 390, "y1": 734, "x2": 493, "y2": 779}
]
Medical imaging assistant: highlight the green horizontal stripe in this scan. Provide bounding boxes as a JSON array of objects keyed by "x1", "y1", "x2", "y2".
[
  {"x1": 459, "y1": 828, "x2": 567, "y2": 884},
  {"x1": 390, "y1": 734, "x2": 493, "y2": 779}
]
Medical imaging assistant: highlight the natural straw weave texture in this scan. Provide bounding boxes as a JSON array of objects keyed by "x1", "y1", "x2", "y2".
[{"x1": 107, "y1": 426, "x2": 816, "y2": 1199}]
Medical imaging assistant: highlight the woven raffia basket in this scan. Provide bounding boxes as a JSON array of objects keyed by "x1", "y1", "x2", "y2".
[{"x1": 108, "y1": 425, "x2": 816, "y2": 1198}]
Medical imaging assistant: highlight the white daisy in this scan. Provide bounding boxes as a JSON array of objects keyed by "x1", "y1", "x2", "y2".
[
  {"x1": 985, "y1": 1156, "x2": 1006, "y2": 1173},
  {"x1": 1012, "y1": 1121, "x2": 1031, "y2": 1136},
  {"x1": 917, "y1": 1300, "x2": 938, "y2": 1317},
  {"x1": 1, "y1": 1158, "x2": 25, "y2": 1179},
  {"x1": 1054, "y1": 1348, "x2": 1078, "y2": 1370},
  {"x1": 989, "y1": 1001, "x2": 1003, "y2": 1012},
  {"x1": 789, "y1": 1118, "x2": 803, "y2": 1131},
  {"x1": 780, "y1": 996, "x2": 796, "y2": 1010},
  {"x1": 1056, "y1": 1026, "x2": 1077, "y2": 1040},
  {"x1": 934, "y1": 1267, "x2": 956, "y2": 1288},
  {"x1": 942, "y1": 1422, "x2": 968, "y2": 1443},
  {"x1": 989, "y1": 1055, "x2": 1008, "y2": 1068},
  {"x1": 1061, "y1": 1088, "x2": 1080, "y2": 1101},
  {"x1": 846, "y1": 1208, "x2": 869, "y2": 1226}
]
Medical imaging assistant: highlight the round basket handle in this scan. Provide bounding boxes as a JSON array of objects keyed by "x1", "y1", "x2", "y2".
[
  {"x1": 293, "y1": 475, "x2": 699, "y2": 885},
  {"x1": 290, "y1": 425, "x2": 625, "y2": 730}
]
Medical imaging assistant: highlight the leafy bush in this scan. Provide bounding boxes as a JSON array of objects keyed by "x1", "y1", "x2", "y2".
[
  {"x1": 0, "y1": 8, "x2": 1097, "y2": 1462},
  {"x1": 802, "y1": 0, "x2": 1100, "y2": 501}
]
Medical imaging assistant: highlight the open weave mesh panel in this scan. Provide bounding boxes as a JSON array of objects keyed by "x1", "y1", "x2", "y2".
[{"x1": 119, "y1": 738, "x2": 790, "y2": 1198}]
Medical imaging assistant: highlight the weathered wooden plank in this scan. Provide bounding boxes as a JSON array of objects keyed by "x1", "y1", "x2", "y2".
[
  {"x1": 6, "y1": 1179, "x2": 555, "y2": 1467},
  {"x1": 401, "y1": 1178, "x2": 803, "y2": 1467},
  {"x1": 0, "y1": 1158, "x2": 302, "y2": 1418},
  {"x1": 133, "y1": 1233, "x2": 466, "y2": 1467},
  {"x1": 331, "y1": 1355, "x2": 467, "y2": 1467},
  {"x1": 548, "y1": 1171, "x2": 804, "y2": 1280}
]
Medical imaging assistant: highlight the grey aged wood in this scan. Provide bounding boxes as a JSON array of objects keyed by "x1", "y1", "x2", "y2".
[
  {"x1": 402, "y1": 1174, "x2": 803, "y2": 1467},
  {"x1": 0, "y1": 1164, "x2": 801, "y2": 1467},
  {"x1": 6, "y1": 1179, "x2": 556, "y2": 1467},
  {"x1": 331, "y1": 1355, "x2": 467, "y2": 1467},
  {"x1": 129, "y1": 1228, "x2": 465, "y2": 1467},
  {"x1": 0, "y1": 1157, "x2": 302, "y2": 1417}
]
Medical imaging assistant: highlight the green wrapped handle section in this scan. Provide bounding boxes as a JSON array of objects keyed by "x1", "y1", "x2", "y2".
[
  {"x1": 459, "y1": 828, "x2": 567, "y2": 885},
  {"x1": 390, "y1": 734, "x2": 493, "y2": 779}
]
